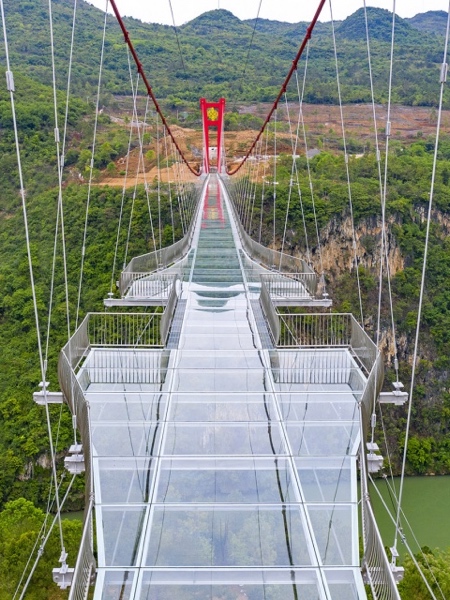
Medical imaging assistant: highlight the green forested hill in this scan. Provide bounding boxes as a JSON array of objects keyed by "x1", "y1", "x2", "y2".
[
  {"x1": 408, "y1": 10, "x2": 449, "y2": 36},
  {"x1": 1, "y1": 1, "x2": 450, "y2": 595},
  {"x1": 0, "y1": 0, "x2": 448, "y2": 107}
]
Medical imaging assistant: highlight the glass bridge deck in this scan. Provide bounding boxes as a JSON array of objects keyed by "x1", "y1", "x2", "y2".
[{"x1": 82, "y1": 176, "x2": 367, "y2": 599}]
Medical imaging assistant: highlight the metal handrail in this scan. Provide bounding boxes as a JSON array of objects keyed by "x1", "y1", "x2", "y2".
[
  {"x1": 277, "y1": 312, "x2": 353, "y2": 348},
  {"x1": 223, "y1": 177, "x2": 315, "y2": 276},
  {"x1": 120, "y1": 272, "x2": 178, "y2": 300},
  {"x1": 119, "y1": 180, "x2": 204, "y2": 296},
  {"x1": 260, "y1": 279, "x2": 280, "y2": 344},
  {"x1": 58, "y1": 350, "x2": 96, "y2": 599},
  {"x1": 267, "y1": 290, "x2": 395, "y2": 596},
  {"x1": 67, "y1": 498, "x2": 95, "y2": 600},
  {"x1": 161, "y1": 276, "x2": 180, "y2": 344},
  {"x1": 58, "y1": 304, "x2": 177, "y2": 595},
  {"x1": 360, "y1": 405, "x2": 401, "y2": 600},
  {"x1": 260, "y1": 272, "x2": 319, "y2": 299},
  {"x1": 87, "y1": 312, "x2": 163, "y2": 348}
]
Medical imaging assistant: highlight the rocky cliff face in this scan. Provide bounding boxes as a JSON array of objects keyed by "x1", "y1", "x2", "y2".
[
  {"x1": 302, "y1": 210, "x2": 450, "y2": 474},
  {"x1": 312, "y1": 214, "x2": 404, "y2": 278}
]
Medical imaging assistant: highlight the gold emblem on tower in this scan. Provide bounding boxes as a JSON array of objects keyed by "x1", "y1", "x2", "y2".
[{"x1": 207, "y1": 107, "x2": 219, "y2": 122}]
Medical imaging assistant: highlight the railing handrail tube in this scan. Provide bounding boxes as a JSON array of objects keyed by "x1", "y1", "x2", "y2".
[
  {"x1": 161, "y1": 276, "x2": 180, "y2": 344},
  {"x1": 67, "y1": 498, "x2": 95, "y2": 600},
  {"x1": 260, "y1": 279, "x2": 280, "y2": 344},
  {"x1": 260, "y1": 272, "x2": 319, "y2": 298},
  {"x1": 360, "y1": 404, "x2": 400, "y2": 599}
]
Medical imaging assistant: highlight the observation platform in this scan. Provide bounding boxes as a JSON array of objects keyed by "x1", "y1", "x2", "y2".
[{"x1": 61, "y1": 175, "x2": 393, "y2": 600}]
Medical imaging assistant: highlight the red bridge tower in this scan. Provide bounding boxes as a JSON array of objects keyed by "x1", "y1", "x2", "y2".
[{"x1": 200, "y1": 98, "x2": 226, "y2": 174}]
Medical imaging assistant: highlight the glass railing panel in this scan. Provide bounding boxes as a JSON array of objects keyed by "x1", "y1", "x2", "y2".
[
  {"x1": 178, "y1": 332, "x2": 256, "y2": 351},
  {"x1": 325, "y1": 569, "x2": 363, "y2": 600},
  {"x1": 100, "y1": 570, "x2": 135, "y2": 600},
  {"x1": 172, "y1": 369, "x2": 270, "y2": 393},
  {"x1": 278, "y1": 394, "x2": 360, "y2": 422},
  {"x1": 137, "y1": 569, "x2": 322, "y2": 600},
  {"x1": 174, "y1": 351, "x2": 263, "y2": 369},
  {"x1": 87, "y1": 392, "x2": 167, "y2": 422},
  {"x1": 272, "y1": 369, "x2": 365, "y2": 390}
]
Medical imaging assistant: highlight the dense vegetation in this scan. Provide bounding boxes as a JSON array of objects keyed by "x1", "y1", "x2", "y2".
[
  {"x1": 233, "y1": 137, "x2": 450, "y2": 476},
  {"x1": 0, "y1": 0, "x2": 449, "y2": 596},
  {"x1": 0, "y1": 498, "x2": 81, "y2": 600},
  {"x1": 0, "y1": 0, "x2": 449, "y2": 108}
]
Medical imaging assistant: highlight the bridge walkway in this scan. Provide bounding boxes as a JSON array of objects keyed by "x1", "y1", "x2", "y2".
[{"x1": 78, "y1": 175, "x2": 367, "y2": 599}]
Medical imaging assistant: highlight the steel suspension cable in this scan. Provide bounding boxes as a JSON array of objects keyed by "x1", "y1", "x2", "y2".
[
  {"x1": 76, "y1": 1, "x2": 108, "y2": 327},
  {"x1": 393, "y1": 2, "x2": 450, "y2": 562},
  {"x1": 45, "y1": 0, "x2": 76, "y2": 464},
  {"x1": 329, "y1": 0, "x2": 364, "y2": 325},
  {"x1": 46, "y1": 0, "x2": 77, "y2": 349},
  {"x1": 259, "y1": 126, "x2": 270, "y2": 243},
  {"x1": 226, "y1": 0, "x2": 326, "y2": 176},
  {"x1": 112, "y1": 52, "x2": 141, "y2": 277},
  {"x1": 163, "y1": 128, "x2": 176, "y2": 244},
  {"x1": 167, "y1": 0, "x2": 187, "y2": 77},
  {"x1": 241, "y1": 0, "x2": 263, "y2": 80},
  {"x1": 124, "y1": 70, "x2": 154, "y2": 268},
  {"x1": 295, "y1": 53, "x2": 324, "y2": 275},
  {"x1": 46, "y1": 0, "x2": 78, "y2": 458},
  {"x1": 249, "y1": 138, "x2": 264, "y2": 233},
  {"x1": 280, "y1": 92, "x2": 311, "y2": 266},
  {"x1": 12, "y1": 471, "x2": 66, "y2": 600},
  {"x1": 140, "y1": 96, "x2": 158, "y2": 254},
  {"x1": 156, "y1": 114, "x2": 163, "y2": 250},
  {"x1": 0, "y1": 0, "x2": 67, "y2": 562},
  {"x1": 16, "y1": 475, "x2": 77, "y2": 600},
  {"x1": 370, "y1": 2, "x2": 394, "y2": 451},
  {"x1": 116, "y1": 56, "x2": 140, "y2": 275},
  {"x1": 376, "y1": 0, "x2": 402, "y2": 388},
  {"x1": 108, "y1": 0, "x2": 200, "y2": 176},
  {"x1": 362, "y1": 0, "x2": 399, "y2": 494},
  {"x1": 273, "y1": 109, "x2": 277, "y2": 251},
  {"x1": 244, "y1": 145, "x2": 260, "y2": 232}
]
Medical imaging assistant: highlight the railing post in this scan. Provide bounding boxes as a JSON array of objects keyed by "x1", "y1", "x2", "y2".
[{"x1": 259, "y1": 278, "x2": 280, "y2": 344}]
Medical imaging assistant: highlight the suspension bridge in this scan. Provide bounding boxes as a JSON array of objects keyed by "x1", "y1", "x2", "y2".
[{"x1": 3, "y1": 0, "x2": 449, "y2": 598}]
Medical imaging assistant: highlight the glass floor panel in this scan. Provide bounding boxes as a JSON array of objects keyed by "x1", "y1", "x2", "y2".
[
  {"x1": 162, "y1": 423, "x2": 287, "y2": 456},
  {"x1": 87, "y1": 176, "x2": 367, "y2": 599},
  {"x1": 91, "y1": 423, "x2": 162, "y2": 457},
  {"x1": 95, "y1": 457, "x2": 155, "y2": 504},
  {"x1": 168, "y1": 395, "x2": 278, "y2": 421},
  {"x1": 155, "y1": 457, "x2": 296, "y2": 503},
  {"x1": 87, "y1": 393, "x2": 167, "y2": 422},
  {"x1": 279, "y1": 399, "x2": 359, "y2": 422},
  {"x1": 145, "y1": 505, "x2": 313, "y2": 567}
]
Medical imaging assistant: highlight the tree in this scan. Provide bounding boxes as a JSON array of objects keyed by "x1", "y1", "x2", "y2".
[{"x1": 399, "y1": 548, "x2": 450, "y2": 599}]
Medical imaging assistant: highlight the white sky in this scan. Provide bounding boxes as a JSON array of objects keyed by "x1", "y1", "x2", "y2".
[{"x1": 87, "y1": 0, "x2": 448, "y2": 26}]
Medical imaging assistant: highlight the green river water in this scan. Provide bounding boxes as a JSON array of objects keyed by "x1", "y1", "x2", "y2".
[{"x1": 370, "y1": 475, "x2": 450, "y2": 558}]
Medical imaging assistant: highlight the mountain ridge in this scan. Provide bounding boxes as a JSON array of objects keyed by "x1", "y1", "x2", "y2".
[{"x1": 0, "y1": 0, "x2": 447, "y2": 107}]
